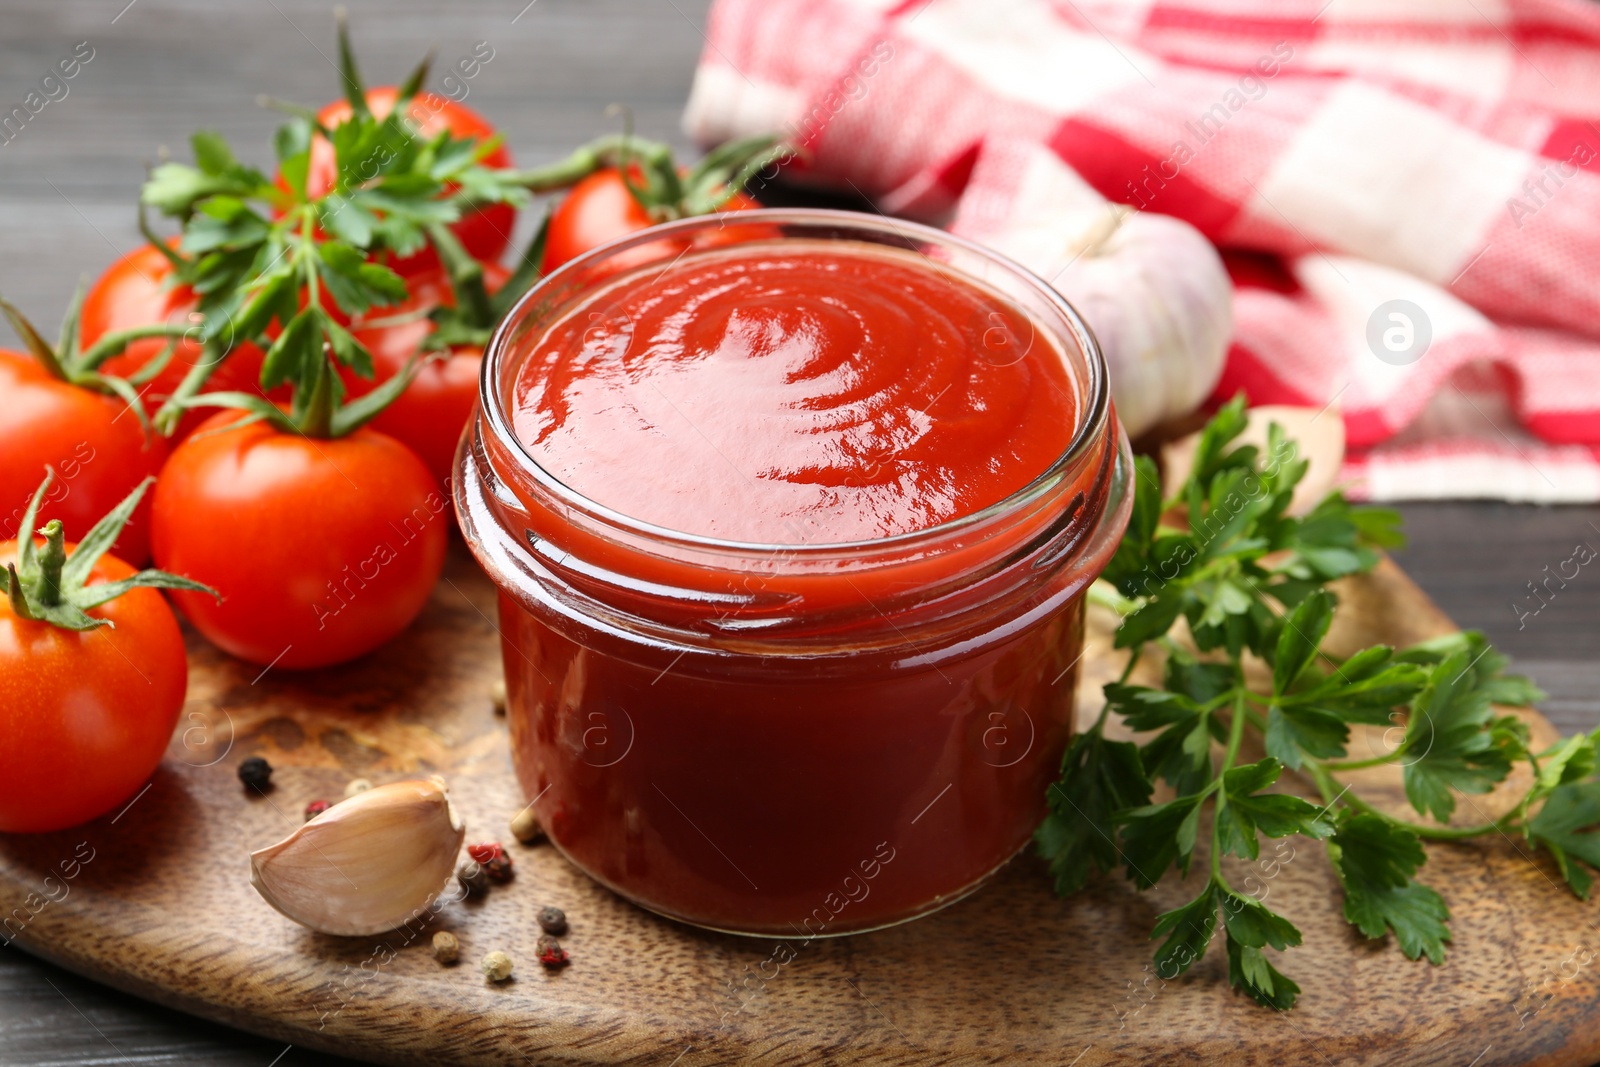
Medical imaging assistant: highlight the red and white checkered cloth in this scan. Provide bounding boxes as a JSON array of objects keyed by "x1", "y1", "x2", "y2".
[{"x1": 685, "y1": 0, "x2": 1600, "y2": 502}]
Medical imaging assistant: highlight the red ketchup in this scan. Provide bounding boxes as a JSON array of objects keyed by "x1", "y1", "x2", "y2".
[{"x1": 458, "y1": 213, "x2": 1130, "y2": 936}]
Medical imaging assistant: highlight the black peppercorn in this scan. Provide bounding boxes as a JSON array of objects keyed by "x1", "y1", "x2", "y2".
[
  {"x1": 536, "y1": 906, "x2": 567, "y2": 936},
  {"x1": 238, "y1": 756, "x2": 273, "y2": 792},
  {"x1": 457, "y1": 860, "x2": 489, "y2": 896}
]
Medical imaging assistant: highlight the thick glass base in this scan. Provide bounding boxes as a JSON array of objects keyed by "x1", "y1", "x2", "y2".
[{"x1": 545, "y1": 830, "x2": 1029, "y2": 939}]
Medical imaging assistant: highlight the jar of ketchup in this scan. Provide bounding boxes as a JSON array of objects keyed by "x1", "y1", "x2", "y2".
[{"x1": 456, "y1": 210, "x2": 1132, "y2": 936}]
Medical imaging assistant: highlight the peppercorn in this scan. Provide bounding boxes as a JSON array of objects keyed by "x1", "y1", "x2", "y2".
[
  {"x1": 238, "y1": 757, "x2": 273, "y2": 792},
  {"x1": 536, "y1": 906, "x2": 567, "y2": 936},
  {"x1": 483, "y1": 855, "x2": 514, "y2": 883},
  {"x1": 467, "y1": 842, "x2": 504, "y2": 865},
  {"x1": 343, "y1": 777, "x2": 373, "y2": 799},
  {"x1": 536, "y1": 935, "x2": 569, "y2": 968},
  {"x1": 457, "y1": 860, "x2": 489, "y2": 896},
  {"x1": 432, "y1": 931, "x2": 460, "y2": 965},
  {"x1": 304, "y1": 799, "x2": 330, "y2": 821},
  {"x1": 481, "y1": 950, "x2": 514, "y2": 982},
  {"x1": 510, "y1": 807, "x2": 543, "y2": 844}
]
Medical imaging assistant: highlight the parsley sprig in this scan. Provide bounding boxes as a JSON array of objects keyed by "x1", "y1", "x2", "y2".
[
  {"x1": 137, "y1": 20, "x2": 523, "y2": 438},
  {"x1": 1037, "y1": 395, "x2": 1599, "y2": 1010},
  {"x1": 135, "y1": 17, "x2": 787, "y2": 440}
]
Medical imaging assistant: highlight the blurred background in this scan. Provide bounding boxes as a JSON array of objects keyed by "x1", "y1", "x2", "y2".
[{"x1": 1, "y1": 1, "x2": 1597, "y2": 1064}]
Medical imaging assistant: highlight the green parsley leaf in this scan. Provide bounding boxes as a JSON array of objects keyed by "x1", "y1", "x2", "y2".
[
  {"x1": 1035, "y1": 726, "x2": 1152, "y2": 896},
  {"x1": 1150, "y1": 882, "x2": 1218, "y2": 980},
  {"x1": 1220, "y1": 889, "x2": 1302, "y2": 1009},
  {"x1": 1215, "y1": 758, "x2": 1333, "y2": 860},
  {"x1": 1329, "y1": 812, "x2": 1450, "y2": 963},
  {"x1": 1225, "y1": 934, "x2": 1300, "y2": 1010},
  {"x1": 1118, "y1": 794, "x2": 1205, "y2": 890},
  {"x1": 1272, "y1": 589, "x2": 1335, "y2": 696},
  {"x1": 1401, "y1": 650, "x2": 1520, "y2": 822},
  {"x1": 1528, "y1": 780, "x2": 1600, "y2": 899}
]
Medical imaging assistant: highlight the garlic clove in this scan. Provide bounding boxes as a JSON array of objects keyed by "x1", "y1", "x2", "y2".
[{"x1": 250, "y1": 778, "x2": 465, "y2": 937}]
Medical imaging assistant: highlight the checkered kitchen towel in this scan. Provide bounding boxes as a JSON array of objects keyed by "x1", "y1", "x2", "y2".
[{"x1": 684, "y1": 0, "x2": 1600, "y2": 502}]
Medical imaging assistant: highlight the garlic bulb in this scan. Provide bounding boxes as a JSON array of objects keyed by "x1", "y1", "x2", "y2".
[
  {"x1": 956, "y1": 148, "x2": 1233, "y2": 438},
  {"x1": 250, "y1": 777, "x2": 465, "y2": 936},
  {"x1": 1052, "y1": 207, "x2": 1233, "y2": 438}
]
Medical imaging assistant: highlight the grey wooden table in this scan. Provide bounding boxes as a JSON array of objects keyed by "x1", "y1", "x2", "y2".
[{"x1": 2, "y1": 3, "x2": 1597, "y2": 1064}]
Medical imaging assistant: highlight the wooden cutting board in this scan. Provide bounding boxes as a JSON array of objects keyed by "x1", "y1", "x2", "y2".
[{"x1": 2, "y1": 549, "x2": 1596, "y2": 1067}]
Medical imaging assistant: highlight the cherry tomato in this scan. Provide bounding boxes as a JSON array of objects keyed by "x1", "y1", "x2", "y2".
[
  {"x1": 0, "y1": 539, "x2": 187, "y2": 833},
  {"x1": 306, "y1": 87, "x2": 516, "y2": 275},
  {"x1": 0, "y1": 350, "x2": 166, "y2": 565},
  {"x1": 341, "y1": 263, "x2": 508, "y2": 490},
  {"x1": 151, "y1": 411, "x2": 448, "y2": 670},
  {"x1": 542, "y1": 167, "x2": 761, "y2": 273},
  {"x1": 78, "y1": 243, "x2": 268, "y2": 440}
]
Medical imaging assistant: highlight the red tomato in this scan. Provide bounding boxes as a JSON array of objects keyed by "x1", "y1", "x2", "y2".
[
  {"x1": 542, "y1": 167, "x2": 761, "y2": 273},
  {"x1": 0, "y1": 350, "x2": 166, "y2": 565},
  {"x1": 151, "y1": 411, "x2": 448, "y2": 670},
  {"x1": 0, "y1": 539, "x2": 187, "y2": 833},
  {"x1": 306, "y1": 87, "x2": 516, "y2": 275},
  {"x1": 79, "y1": 243, "x2": 268, "y2": 440},
  {"x1": 341, "y1": 263, "x2": 508, "y2": 489}
]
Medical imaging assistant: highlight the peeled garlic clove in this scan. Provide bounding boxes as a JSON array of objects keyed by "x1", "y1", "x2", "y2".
[{"x1": 250, "y1": 778, "x2": 465, "y2": 936}]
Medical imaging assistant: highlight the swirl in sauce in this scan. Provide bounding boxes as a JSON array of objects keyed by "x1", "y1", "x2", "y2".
[{"x1": 509, "y1": 241, "x2": 1079, "y2": 544}]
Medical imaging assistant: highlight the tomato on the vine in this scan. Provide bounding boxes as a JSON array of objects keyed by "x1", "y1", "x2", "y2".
[
  {"x1": 0, "y1": 475, "x2": 207, "y2": 833},
  {"x1": 542, "y1": 166, "x2": 761, "y2": 273},
  {"x1": 151, "y1": 411, "x2": 448, "y2": 670},
  {"x1": 79, "y1": 243, "x2": 267, "y2": 439},
  {"x1": 307, "y1": 86, "x2": 516, "y2": 275},
  {"x1": 340, "y1": 263, "x2": 508, "y2": 490},
  {"x1": 0, "y1": 350, "x2": 166, "y2": 565}
]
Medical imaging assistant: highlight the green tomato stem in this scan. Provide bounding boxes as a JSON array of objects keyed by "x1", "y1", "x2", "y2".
[
  {"x1": 74, "y1": 323, "x2": 192, "y2": 374},
  {"x1": 152, "y1": 340, "x2": 231, "y2": 436},
  {"x1": 425, "y1": 222, "x2": 494, "y2": 328},
  {"x1": 299, "y1": 355, "x2": 335, "y2": 439},
  {"x1": 495, "y1": 133, "x2": 672, "y2": 195},
  {"x1": 36, "y1": 520, "x2": 66, "y2": 607}
]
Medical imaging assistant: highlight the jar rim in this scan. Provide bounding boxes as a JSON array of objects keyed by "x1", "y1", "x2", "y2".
[{"x1": 479, "y1": 207, "x2": 1112, "y2": 559}]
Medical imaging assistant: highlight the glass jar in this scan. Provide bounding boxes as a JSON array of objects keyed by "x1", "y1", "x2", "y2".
[{"x1": 456, "y1": 210, "x2": 1132, "y2": 936}]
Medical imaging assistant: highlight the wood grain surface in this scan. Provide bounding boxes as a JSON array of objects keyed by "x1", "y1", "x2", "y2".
[
  {"x1": 3, "y1": 3, "x2": 1600, "y2": 1066},
  {"x1": 1, "y1": 550, "x2": 1598, "y2": 1067}
]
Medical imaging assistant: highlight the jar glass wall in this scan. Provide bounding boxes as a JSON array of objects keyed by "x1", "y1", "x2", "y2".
[{"x1": 456, "y1": 210, "x2": 1132, "y2": 936}]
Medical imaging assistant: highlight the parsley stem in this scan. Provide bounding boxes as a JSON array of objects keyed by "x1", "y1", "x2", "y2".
[
  {"x1": 1116, "y1": 646, "x2": 1143, "y2": 686},
  {"x1": 1211, "y1": 691, "x2": 1250, "y2": 878},
  {"x1": 1305, "y1": 761, "x2": 1512, "y2": 839},
  {"x1": 1320, "y1": 752, "x2": 1404, "y2": 772},
  {"x1": 1222, "y1": 690, "x2": 1249, "y2": 770}
]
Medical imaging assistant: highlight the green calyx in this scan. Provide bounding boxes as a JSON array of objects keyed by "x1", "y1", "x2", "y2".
[
  {"x1": 0, "y1": 291, "x2": 187, "y2": 434},
  {"x1": 418, "y1": 209, "x2": 552, "y2": 354},
  {"x1": 2, "y1": 471, "x2": 216, "y2": 632},
  {"x1": 529, "y1": 127, "x2": 791, "y2": 222}
]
